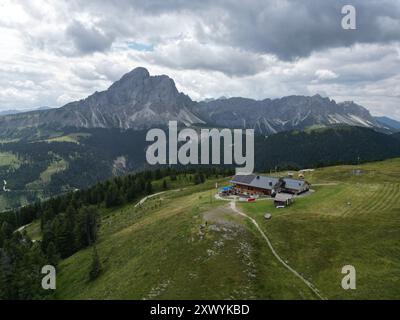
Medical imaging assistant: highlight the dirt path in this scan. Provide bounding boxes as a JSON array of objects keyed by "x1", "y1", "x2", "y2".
[
  {"x1": 134, "y1": 191, "x2": 166, "y2": 208},
  {"x1": 16, "y1": 223, "x2": 31, "y2": 233},
  {"x1": 134, "y1": 188, "x2": 186, "y2": 208},
  {"x1": 229, "y1": 199, "x2": 325, "y2": 300}
]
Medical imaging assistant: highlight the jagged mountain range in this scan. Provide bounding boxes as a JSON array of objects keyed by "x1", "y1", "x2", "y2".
[
  {"x1": 197, "y1": 96, "x2": 381, "y2": 134},
  {"x1": 0, "y1": 67, "x2": 393, "y2": 135}
]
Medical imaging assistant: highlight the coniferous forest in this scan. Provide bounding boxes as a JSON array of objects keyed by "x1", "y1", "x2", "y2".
[{"x1": 0, "y1": 166, "x2": 233, "y2": 299}]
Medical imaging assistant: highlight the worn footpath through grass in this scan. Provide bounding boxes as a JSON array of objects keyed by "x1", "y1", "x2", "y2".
[
  {"x1": 239, "y1": 159, "x2": 400, "y2": 299},
  {"x1": 55, "y1": 180, "x2": 317, "y2": 299}
]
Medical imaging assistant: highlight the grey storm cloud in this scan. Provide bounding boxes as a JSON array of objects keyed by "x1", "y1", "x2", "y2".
[
  {"x1": 213, "y1": 0, "x2": 400, "y2": 60},
  {"x1": 1, "y1": 0, "x2": 400, "y2": 119},
  {"x1": 73, "y1": 0, "x2": 400, "y2": 60},
  {"x1": 66, "y1": 20, "x2": 115, "y2": 55},
  {"x1": 145, "y1": 40, "x2": 268, "y2": 76}
]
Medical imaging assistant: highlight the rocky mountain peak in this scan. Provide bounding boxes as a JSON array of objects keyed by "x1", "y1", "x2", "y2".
[
  {"x1": 108, "y1": 67, "x2": 149, "y2": 92},
  {"x1": 116, "y1": 67, "x2": 150, "y2": 84},
  {"x1": 0, "y1": 67, "x2": 204, "y2": 130},
  {"x1": 106, "y1": 67, "x2": 180, "y2": 103},
  {"x1": 0, "y1": 67, "x2": 386, "y2": 134},
  {"x1": 126, "y1": 66, "x2": 150, "y2": 78}
]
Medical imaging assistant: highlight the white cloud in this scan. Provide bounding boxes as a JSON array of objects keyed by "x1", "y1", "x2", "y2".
[
  {"x1": 315, "y1": 69, "x2": 339, "y2": 81},
  {"x1": 144, "y1": 39, "x2": 271, "y2": 76},
  {"x1": 0, "y1": 0, "x2": 399, "y2": 120}
]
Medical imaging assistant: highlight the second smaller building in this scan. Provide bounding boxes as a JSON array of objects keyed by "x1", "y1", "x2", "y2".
[{"x1": 274, "y1": 193, "x2": 294, "y2": 207}]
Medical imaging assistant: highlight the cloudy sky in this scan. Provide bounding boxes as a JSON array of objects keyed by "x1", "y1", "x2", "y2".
[{"x1": 0, "y1": 0, "x2": 400, "y2": 119}]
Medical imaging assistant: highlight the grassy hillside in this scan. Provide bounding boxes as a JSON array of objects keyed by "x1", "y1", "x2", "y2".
[
  {"x1": 0, "y1": 151, "x2": 21, "y2": 167},
  {"x1": 49, "y1": 158, "x2": 400, "y2": 300},
  {"x1": 239, "y1": 158, "x2": 400, "y2": 299},
  {"x1": 54, "y1": 180, "x2": 316, "y2": 299}
]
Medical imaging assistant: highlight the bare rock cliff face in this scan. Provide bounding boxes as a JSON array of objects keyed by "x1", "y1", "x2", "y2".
[
  {"x1": 0, "y1": 67, "x2": 204, "y2": 131},
  {"x1": 0, "y1": 67, "x2": 382, "y2": 135},
  {"x1": 196, "y1": 95, "x2": 381, "y2": 134}
]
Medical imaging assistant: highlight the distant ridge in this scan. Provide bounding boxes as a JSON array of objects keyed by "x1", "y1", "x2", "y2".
[
  {"x1": 0, "y1": 106, "x2": 54, "y2": 117},
  {"x1": 0, "y1": 109, "x2": 21, "y2": 116},
  {"x1": 196, "y1": 96, "x2": 382, "y2": 134},
  {"x1": 0, "y1": 67, "x2": 386, "y2": 134},
  {"x1": 375, "y1": 116, "x2": 400, "y2": 131}
]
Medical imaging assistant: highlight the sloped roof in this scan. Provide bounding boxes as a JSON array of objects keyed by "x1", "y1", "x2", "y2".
[
  {"x1": 283, "y1": 178, "x2": 307, "y2": 191},
  {"x1": 231, "y1": 174, "x2": 307, "y2": 192},
  {"x1": 274, "y1": 193, "x2": 293, "y2": 202},
  {"x1": 231, "y1": 174, "x2": 278, "y2": 190},
  {"x1": 251, "y1": 176, "x2": 279, "y2": 190},
  {"x1": 231, "y1": 174, "x2": 256, "y2": 185}
]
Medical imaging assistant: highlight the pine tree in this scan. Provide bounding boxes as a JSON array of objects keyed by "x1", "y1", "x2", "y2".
[
  {"x1": 46, "y1": 241, "x2": 60, "y2": 266},
  {"x1": 145, "y1": 181, "x2": 152, "y2": 194},
  {"x1": 89, "y1": 246, "x2": 101, "y2": 281},
  {"x1": 41, "y1": 222, "x2": 56, "y2": 253},
  {"x1": 155, "y1": 169, "x2": 162, "y2": 180},
  {"x1": 105, "y1": 183, "x2": 118, "y2": 208},
  {"x1": 54, "y1": 214, "x2": 75, "y2": 258},
  {"x1": 0, "y1": 250, "x2": 15, "y2": 299},
  {"x1": 126, "y1": 185, "x2": 136, "y2": 202},
  {"x1": 1, "y1": 222, "x2": 13, "y2": 240},
  {"x1": 85, "y1": 207, "x2": 100, "y2": 245},
  {"x1": 194, "y1": 174, "x2": 201, "y2": 185},
  {"x1": 73, "y1": 211, "x2": 86, "y2": 250},
  {"x1": 40, "y1": 207, "x2": 55, "y2": 230},
  {"x1": 138, "y1": 177, "x2": 146, "y2": 191},
  {"x1": 105, "y1": 182, "x2": 122, "y2": 208}
]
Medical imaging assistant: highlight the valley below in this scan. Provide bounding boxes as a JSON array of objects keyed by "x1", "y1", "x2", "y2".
[
  {"x1": 1, "y1": 124, "x2": 400, "y2": 212},
  {"x1": 1, "y1": 67, "x2": 400, "y2": 213}
]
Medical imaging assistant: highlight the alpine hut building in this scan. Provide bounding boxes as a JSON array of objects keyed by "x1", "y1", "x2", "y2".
[{"x1": 230, "y1": 174, "x2": 310, "y2": 197}]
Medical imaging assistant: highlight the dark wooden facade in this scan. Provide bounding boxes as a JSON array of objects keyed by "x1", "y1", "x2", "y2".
[
  {"x1": 233, "y1": 184, "x2": 273, "y2": 196},
  {"x1": 231, "y1": 174, "x2": 310, "y2": 197}
]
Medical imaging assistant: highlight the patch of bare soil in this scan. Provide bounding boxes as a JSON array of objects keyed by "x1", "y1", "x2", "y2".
[{"x1": 202, "y1": 205, "x2": 244, "y2": 229}]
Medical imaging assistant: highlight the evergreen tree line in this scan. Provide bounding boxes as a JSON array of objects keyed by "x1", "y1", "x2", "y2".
[
  {"x1": 0, "y1": 166, "x2": 233, "y2": 299},
  {"x1": 0, "y1": 166, "x2": 233, "y2": 230},
  {"x1": 0, "y1": 227, "x2": 52, "y2": 299}
]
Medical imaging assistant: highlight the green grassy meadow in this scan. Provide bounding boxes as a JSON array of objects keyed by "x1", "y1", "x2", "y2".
[
  {"x1": 44, "y1": 133, "x2": 92, "y2": 144},
  {"x1": 54, "y1": 179, "x2": 317, "y2": 300},
  {"x1": 28, "y1": 158, "x2": 400, "y2": 300},
  {"x1": 239, "y1": 159, "x2": 400, "y2": 299},
  {"x1": 0, "y1": 151, "x2": 21, "y2": 168}
]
